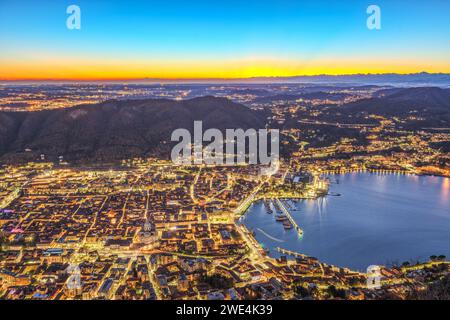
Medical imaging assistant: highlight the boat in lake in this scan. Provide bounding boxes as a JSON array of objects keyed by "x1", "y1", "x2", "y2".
[
  {"x1": 283, "y1": 221, "x2": 293, "y2": 230},
  {"x1": 263, "y1": 199, "x2": 273, "y2": 214},
  {"x1": 328, "y1": 192, "x2": 341, "y2": 196},
  {"x1": 275, "y1": 214, "x2": 288, "y2": 222}
]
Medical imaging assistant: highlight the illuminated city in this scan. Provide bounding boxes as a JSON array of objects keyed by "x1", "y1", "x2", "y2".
[
  {"x1": 1, "y1": 0, "x2": 450, "y2": 304},
  {"x1": 1, "y1": 82, "x2": 449, "y2": 300}
]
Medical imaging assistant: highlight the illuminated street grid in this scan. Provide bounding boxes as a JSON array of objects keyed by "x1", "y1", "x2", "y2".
[{"x1": 1, "y1": 159, "x2": 448, "y2": 300}]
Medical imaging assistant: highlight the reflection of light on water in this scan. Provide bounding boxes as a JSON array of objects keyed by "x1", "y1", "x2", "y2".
[
  {"x1": 409, "y1": 174, "x2": 419, "y2": 183},
  {"x1": 303, "y1": 180, "x2": 331, "y2": 227},
  {"x1": 304, "y1": 199, "x2": 315, "y2": 211},
  {"x1": 373, "y1": 172, "x2": 388, "y2": 190},
  {"x1": 315, "y1": 197, "x2": 328, "y2": 228},
  {"x1": 441, "y1": 178, "x2": 450, "y2": 204},
  {"x1": 317, "y1": 197, "x2": 328, "y2": 216}
]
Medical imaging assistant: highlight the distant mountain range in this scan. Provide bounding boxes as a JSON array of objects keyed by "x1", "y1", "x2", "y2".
[
  {"x1": 247, "y1": 72, "x2": 450, "y2": 87},
  {"x1": 3, "y1": 72, "x2": 450, "y2": 87},
  {"x1": 0, "y1": 96, "x2": 266, "y2": 163}
]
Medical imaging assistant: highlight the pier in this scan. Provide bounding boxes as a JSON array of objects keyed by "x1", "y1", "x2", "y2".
[
  {"x1": 276, "y1": 247, "x2": 307, "y2": 259},
  {"x1": 275, "y1": 198, "x2": 303, "y2": 237}
]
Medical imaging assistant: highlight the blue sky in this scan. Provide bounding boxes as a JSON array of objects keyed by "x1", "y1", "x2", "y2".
[{"x1": 1, "y1": 0, "x2": 449, "y2": 79}]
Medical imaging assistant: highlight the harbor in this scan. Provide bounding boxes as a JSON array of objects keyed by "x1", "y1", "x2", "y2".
[
  {"x1": 239, "y1": 172, "x2": 450, "y2": 271},
  {"x1": 275, "y1": 198, "x2": 303, "y2": 237}
]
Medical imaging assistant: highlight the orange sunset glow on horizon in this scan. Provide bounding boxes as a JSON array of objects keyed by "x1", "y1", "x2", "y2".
[{"x1": 2, "y1": 56, "x2": 450, "y2": 81}]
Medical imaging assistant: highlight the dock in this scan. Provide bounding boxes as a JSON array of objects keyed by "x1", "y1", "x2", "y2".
[
  {"x1": 275, "y1": 198, "x2": 303, "y2": 237},
  {"x1": 276, "y1": 247, "x2": 307, "y2": 259}
]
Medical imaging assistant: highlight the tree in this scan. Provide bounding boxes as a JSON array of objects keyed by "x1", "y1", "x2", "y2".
[
  {"x1": 295, "y1": 285, "x2": 310, "y2": 298},
  {"x1": 202, "y1": 274, "x2": 234, "y2": 290},
  {"x1": 327, "y1": 285, "x2": 346, "y2": 299},
  {"x1": 408, "y1": 275, "x2": 450, "y2": 300}
]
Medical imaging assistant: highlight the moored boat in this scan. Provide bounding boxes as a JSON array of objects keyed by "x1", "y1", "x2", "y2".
[{"x1": 275, "y1": 214, "x2": 288, "y2": 222}]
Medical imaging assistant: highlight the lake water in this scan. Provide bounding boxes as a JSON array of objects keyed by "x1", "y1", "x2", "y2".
[{"x1": 238, "y1": 173, "x2": 450, "y2": 271}]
